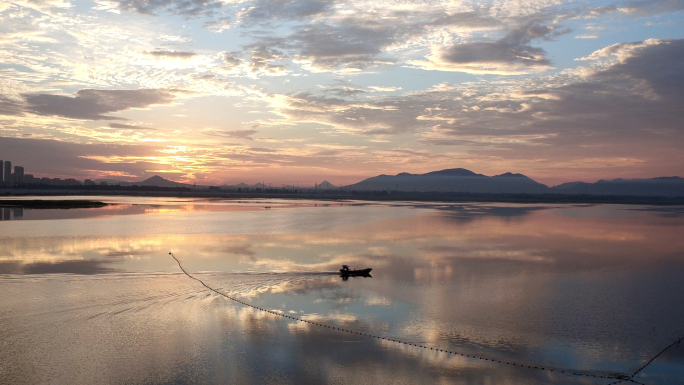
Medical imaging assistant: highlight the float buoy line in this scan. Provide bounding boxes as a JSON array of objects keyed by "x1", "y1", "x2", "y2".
[{"x1": 170, "y1": 252, "x2": 681, "y2": 382}]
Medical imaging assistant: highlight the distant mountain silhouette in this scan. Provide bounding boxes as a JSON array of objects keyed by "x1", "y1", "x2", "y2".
[
  {"x1": 221, "y1": 182, "x2": 298, "y2": 189},
  {"x1": 345, "y1": 168, "x2": 550, "y2": 194},
  {"x1": 137, "y1": 175, "x2": 189, "y2": 187},
  {"x1": 423, "y1": 168, "x2": 484, "y2": 177},
  {"x1": 494, "y1": 172, "x2": 528, "y2": 178},
  {"x1": 95, "y1": 171, "x2": 684, "y2": 197},
  {"x1": 318, "y1": 180, "x2": 336, "y2": 189},
  {"x1": 551, "y1": 177, "x2": 684, "y2": 197},
  {"x1": 95, "y1": 175, "x2": 189, "y2": 187}
]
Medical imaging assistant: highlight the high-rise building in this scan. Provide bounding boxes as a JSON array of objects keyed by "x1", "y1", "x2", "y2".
[
  {"x1": 3, "y1": 161, "x2": 10, "y2": 184},
  {"x1": 0, "y1": 160, "x2": 3, "y2": 184},
  {"x1": 14, "y1": 166, "x2": 24, "y2": 184}
]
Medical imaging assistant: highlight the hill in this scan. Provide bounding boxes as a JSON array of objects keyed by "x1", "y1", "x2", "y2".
[
  {"x1": 95, "y1": 175, "x2": 189, "y2": 187},
  {"x1": 136, "y1": 175, "x2": 189, "y2": 187},
  {"x1": 551, "y1": 177, "x2": 684, "y2": 197},
  {"x1": 345, "y1": 168, "x2": 550, "y2": 194}
]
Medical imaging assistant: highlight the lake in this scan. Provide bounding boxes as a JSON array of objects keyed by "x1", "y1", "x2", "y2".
[{"x1": 1, "y1": 197, "x2": 683, "y2": 384}]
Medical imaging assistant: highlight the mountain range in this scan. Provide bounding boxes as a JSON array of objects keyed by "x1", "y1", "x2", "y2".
[
  {"x1": 346, "y1": 168, "x2": 549, "y2": 194},
  {"x1": 550, "y1": 177, "x2": 684, "y2": 197},
  {"x1": 96, "y1": 169, "x2": 684, "y2": 197},
  {"x1": 95, "y1": 175, "x2": 189, "y2": 188}
]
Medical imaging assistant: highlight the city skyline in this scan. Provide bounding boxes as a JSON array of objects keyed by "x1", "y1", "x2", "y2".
[
  {"x1": 0, "y1": 158, "x2": 89, "y2": 186},
  {"x1": 1, "y1": 1, "x2": 683, "y2": 186}
]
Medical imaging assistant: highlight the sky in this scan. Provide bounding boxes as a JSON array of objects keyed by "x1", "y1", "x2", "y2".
[{"x1": 0, "y1": 0, "x2": 683, "y2": 186}]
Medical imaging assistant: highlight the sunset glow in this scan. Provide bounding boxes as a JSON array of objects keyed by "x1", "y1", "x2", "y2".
[{"x1": 1, "y1": 0, "x2": 683, "y2": 185}]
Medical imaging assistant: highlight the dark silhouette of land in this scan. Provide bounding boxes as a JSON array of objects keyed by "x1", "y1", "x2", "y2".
[
  {"x1": 2, "y1": 188, "x2": 684, "y2": 205},
  {"x1": 0, "y1": 199, "x2": 108, "y2": 209},
  {"x1": 2, "y1": 168, "x2": 683, "y2": 205}
]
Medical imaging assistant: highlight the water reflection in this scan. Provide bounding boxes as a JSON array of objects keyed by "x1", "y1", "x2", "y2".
[
  {"x1": 0, "y1": 196, "x2": 370, "y2": 221},
  {"x1": 2, "y1": 207, "x2": 8, "y2": 220},
  {"x1": 0, "y1": 198, "x2": 683, "y2": 383},
  {"x1": 340, "y1": 274, "x2": 372, "y2": 281},
  {"x1": 1, "y1": 271, "x2": 681, "y2": 384},
  {"x1": 0, "y1": 259, "x2": 116, "y2": 274},
  {"x1": 0, "y1": 273, "x2": 617, "y2": 384},
  {"x1": 430, "y1": 204, "x2": 548, "y2": 223}
]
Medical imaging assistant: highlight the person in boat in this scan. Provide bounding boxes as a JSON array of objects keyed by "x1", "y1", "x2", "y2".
[{"x1": 341, "y1": 265, "x2": 350, "y2": 272}]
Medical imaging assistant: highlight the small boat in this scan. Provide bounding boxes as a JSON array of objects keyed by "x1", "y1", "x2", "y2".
[{"x1": 339, "y1": 265, "x2": 372, "y2": 276}]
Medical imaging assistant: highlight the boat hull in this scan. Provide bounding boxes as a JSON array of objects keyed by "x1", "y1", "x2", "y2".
[{"x1": 339, "y1": 268, "x2": 372, "y2": 276}]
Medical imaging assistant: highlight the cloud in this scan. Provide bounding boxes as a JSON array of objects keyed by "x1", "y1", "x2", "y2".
[
  {"x1": 239, "y1": 9, "x2": 500, "y2": 73},
  {"x1": 221, "y1": 44, "x2": 289, "y2": 76},
  {"x1": 428, "y1": 10, "x2": 500, "y2": 30},
  {"x1": 108, "y1": 123, "x2": 157, "y2": 130},
  {"x1": 5, "y1": 0, "x2": 684, "y2": 183},
  {"x1": 618, "y1": 0, "x2": 684, "y2": 15},
  {"x1": 285, "y1": 22, "x2": 398, "y2": 71},
  {"x1": 94, "y1": 0, "x2": 225, "y2": 17},
  {"x1": 576, "y1": 38, "x2": 665, "y2": 61},
  {"x1": 410, "y1": 23, "x2": 570, "y2": 74},
  {"x1": 0, "y1": 96, "x2": 25, "y2": 116},
  {"x1": 591, "y1": 39, "x2": 684, "y2": 103},
  {"x1": 368, "y1": 86, "x2": 402, "y2": 92},
  {"x1": 22, "y1": 89, "x2": 176, "y2": 120},
  {"x1": 415, "y1": 38, "x2": 684, "y2": 175},
  {"x1": 569, "y1": 0, "x2": 684, "y2": 20},
  {"x1": 261, "y1": 37, "x2": 684, "y2": 172},
  {"x1": 263, "y1": 91, "x2": 421, "y2": 135},
  {"x1": 0, "y1": 136, "x2": 161, "y2": 179},
  {"x1": 142, "y1": 50, "x2": 198, "y2": 59},
  {"x1": 221, "y1": 51, "x2": 244, "y2": 69},
  {"x1": 204, "y1": 129, "x2": 259, "y2": 140},
  {"x1": 204, "y1": 16, "x2": 232, "y2": 32},
  {"x1": 5, "y1": 0, "x2": 71, "y2": 12},
  {"x1": 329, "y1": 87, "x2": 366, "y2": 97},
  {"x1": 241, "y1": 0, "x2": 334, "y2": 24},
  {"x1": 246, "y1": 43, "x2": 289, "y2": 75}
]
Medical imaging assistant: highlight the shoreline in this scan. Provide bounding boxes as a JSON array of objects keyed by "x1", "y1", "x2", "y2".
[
  {"x1": 1, "y1": 189, "x2": 683, "y2": 205},
  {"x1": 0, "y1": 199, "x2": 109, "y2": 209}
]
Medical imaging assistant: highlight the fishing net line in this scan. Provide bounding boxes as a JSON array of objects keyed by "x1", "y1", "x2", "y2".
[{"x1": 171, "y1": 252, "x2": 682, "y2": 383}]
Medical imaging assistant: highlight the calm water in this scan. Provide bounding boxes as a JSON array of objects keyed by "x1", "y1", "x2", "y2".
[{"x1": 1, "y1": 197, "x2": 683, "y2": 384}]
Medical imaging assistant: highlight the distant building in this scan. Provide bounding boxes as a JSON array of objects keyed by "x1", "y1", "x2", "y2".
[
  {"x1": 99, "y1": 181, "x2": 108, "y2": 186},
  {"x1": 3, "y1": 161, "x2": 10, "y2": 184},
  {"x1": 52, "y1": 178, "x2": 62, "y2": 185},
  {"x1": 84, "y1": 179, "x2": 95, "y2": 186},
  {"x1": 0, "y1": 160, "x2": 3, "y2": 184},
  {"x1": 13, "y1": 166, "x2": 24, "y2": 184},
  {"x1": 23, "y1": 174, "x2": 35, "y2": 184},
  {"x1": 40, "y1": 177, "x2": 51, "y2": 185}
]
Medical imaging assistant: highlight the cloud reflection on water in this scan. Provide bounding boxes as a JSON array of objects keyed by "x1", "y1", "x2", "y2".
[
  {"x1": 0, "y1": 273, "x2": 615, "y2": 384},
  {"x1": 0, "y1": 259, "x2": 117, "y2": 274},
  {"x1": 1, "y1": 200, "x2": 684, "y2": 383},
  {"x1": 1, "y1": 201, "x2": 683, "y2": 277}
]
